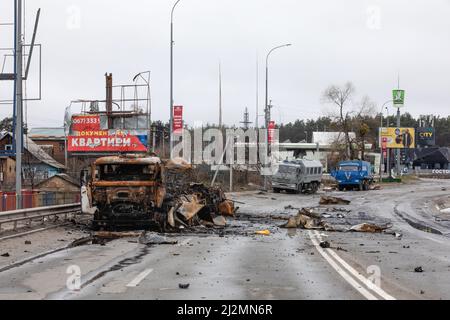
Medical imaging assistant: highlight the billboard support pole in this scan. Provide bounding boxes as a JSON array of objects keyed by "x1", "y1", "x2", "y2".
[{"x1": 396, "y1": 107, "x2": 401, "y2": 176}]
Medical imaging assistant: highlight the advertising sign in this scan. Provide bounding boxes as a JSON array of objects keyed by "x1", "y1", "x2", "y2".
[
  {"x1": 416, "y1": 127, "x2": 435, "y2": 147},
  {"x1": 393, "y1": 90, "x2": 405, "y2": 106},
  {"x1": 380, "y1": 127, "x2": 415, "y2": 149},
  {"x1": 268, "y1": 121, "x2": 276, "y2": 144},
  {"x1": 71, "y1": 115, "x2": 101, "y2": 132},
  {"x1": 68, "y1": 129, "x2": 148, "y2": 152},
  {"x1": 173, "y1": 106, "x2": 183, "y2": 134}
]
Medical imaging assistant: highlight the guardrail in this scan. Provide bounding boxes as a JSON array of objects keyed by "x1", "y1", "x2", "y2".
[{"x1": 0, "y1": 203, "x2": 81, "y2": 232}]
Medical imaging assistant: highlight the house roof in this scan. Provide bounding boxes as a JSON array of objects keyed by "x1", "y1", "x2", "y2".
[
  {"x1": 28, "y1": 127, "x2": 65, "y2": 139},
  {"x1": 25, "y1": 137, "x2": 66, "y2": 169},
  {"x1": 36, "y1": 173, "x2": 80, "y2": 188},
  {"x1": 0, "y1": 132, "x2": 65, "y2": 169}
]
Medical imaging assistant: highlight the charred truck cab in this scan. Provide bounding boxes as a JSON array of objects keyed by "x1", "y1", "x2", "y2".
[{"x1": 81, "y1": 155, "x2": 166, "y2": 230}]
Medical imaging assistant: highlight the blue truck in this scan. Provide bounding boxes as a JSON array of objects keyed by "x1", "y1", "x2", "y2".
[{"x1": 331, "y1": 160, "x2": 374, "y2": 191}]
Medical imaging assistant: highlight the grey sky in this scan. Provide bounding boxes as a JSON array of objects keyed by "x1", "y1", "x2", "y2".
[{"x1": 1, "y1": 0, "x2": 450, "y2": 128}]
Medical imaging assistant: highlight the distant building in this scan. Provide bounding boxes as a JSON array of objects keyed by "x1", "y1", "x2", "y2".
[
  {"x1": 0, "y1": 132, "x2": 66, "y2": 190},
  {"x1": 28, "y1": 127, "x2": 66, "y2": 165},
  {"x1": 312, "y1": 132, "x2": 357, "y2": 145},
  {"x1": 412, "y1": 147, "x2": 450, "y2": 170},
  {"x1": 36, "y1": 173, "x2": 80, "y2": 193}
]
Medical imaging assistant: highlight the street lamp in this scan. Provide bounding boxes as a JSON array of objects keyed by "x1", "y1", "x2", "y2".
[
  {"x1": 379, "y1": 100, "x2": 393, "y2": 181},
  {"x1": 170, "y1": 0, "x2": 182, "y2": 159},
  {"x1": 263, "y1": 43, "x2": 291, "y2": 190},
  {"x1": 264, "y1": 44, "x2": 291, "y2": 129}
]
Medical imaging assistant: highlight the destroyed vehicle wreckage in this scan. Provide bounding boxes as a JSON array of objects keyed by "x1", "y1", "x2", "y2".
[{"x1": 81, "y1": 155, "x2": 236, "y2": 231}]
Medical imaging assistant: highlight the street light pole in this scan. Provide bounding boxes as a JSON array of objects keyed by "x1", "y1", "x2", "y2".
[
  {"x1": 263, "y1": 43, "x2": 291, "y2": 190},
  {"x1": 379, "y1": 100, "x2": 393, "y2": 181},
  {"x1": 264, "y1": 44, "x2": 291, "y2": 129},
  {"x1": 170, "y1": 0, "x2": 182, "y2": 159}
]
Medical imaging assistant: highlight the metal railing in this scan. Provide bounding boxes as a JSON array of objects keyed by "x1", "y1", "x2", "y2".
[
  {"x1": 0, "y1": 203, "x2": 81, "y2": 233},
  {"x1": 0, "y1": 191, "x2": 81, "y2": 212}
]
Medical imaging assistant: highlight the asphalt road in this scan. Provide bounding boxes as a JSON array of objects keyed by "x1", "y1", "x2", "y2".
[{"x1": 1, "y1": 178, "x2": 450, "y2": 300}]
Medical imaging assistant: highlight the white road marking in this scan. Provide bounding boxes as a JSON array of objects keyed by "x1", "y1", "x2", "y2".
[
  {"x1": 313, "y1": 231, "x2": 396, "y2": 300},
  {"x1": 308, "y1": 231, "x2": 378, "y2": 300},
  {"x1": 126, "y1": 268, "x2": 153, "y2": 288}
]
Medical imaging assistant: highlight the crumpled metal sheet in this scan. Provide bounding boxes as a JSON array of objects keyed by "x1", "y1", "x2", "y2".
[{"x1": 178, "y1": 195, "x2": 205, "y2": 221}]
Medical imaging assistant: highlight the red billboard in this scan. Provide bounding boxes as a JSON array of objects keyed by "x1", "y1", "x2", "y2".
[
  {"x1": 268, "y1": 121, "x2": 276, "y2": 144},
  {"x1": 173, "y1": 106, "x2": 183, "y2": 134},
  {"x1": 71, "y1": 115, "x2": 101, "y2": 132},
  {"x1": 68, "y1": 130, "x2": 148, "y2": 153}
]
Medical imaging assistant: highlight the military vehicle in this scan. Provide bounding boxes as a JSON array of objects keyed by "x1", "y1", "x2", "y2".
[{"x1": 272, "y1": 159, "x2": 323, "y2": 194}]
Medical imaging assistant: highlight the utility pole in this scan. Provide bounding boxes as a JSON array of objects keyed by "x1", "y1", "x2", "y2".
[
  {"x1": 219, "y1": 62, "x2": 222, "y2": 128},
  {"x1": 170, "y1": 0, "x2": 182, "y2": 159},
  {"x1": 15, "y1": 0, "x2": 23, "y2": 209},
  {"x1": 240, "y1": 107, "x2": 252, "y2": 130},
  {"x1": 255, "y1": 56, "x2": 259, "y2": 129}
]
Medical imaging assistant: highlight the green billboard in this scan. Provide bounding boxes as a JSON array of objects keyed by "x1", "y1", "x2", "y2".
[{"x1": 393, "y1": 90, "x2": 405, "y2": 106}]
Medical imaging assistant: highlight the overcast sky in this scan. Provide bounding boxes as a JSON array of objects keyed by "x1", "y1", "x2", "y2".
[{"x1": 1, "y1": 0, "x2": 450, "y2": 129}]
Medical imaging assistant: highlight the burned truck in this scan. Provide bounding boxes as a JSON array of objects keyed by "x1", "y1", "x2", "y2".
[
  {"x1": 81, "y1": 155, "x2": 236, "y2": 231},
  {"x1": 81, "y1": 155, "x2": 167, "y2": 230}
]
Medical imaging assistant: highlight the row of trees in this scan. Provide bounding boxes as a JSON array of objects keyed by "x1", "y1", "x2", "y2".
[{"x1": 278, "y1": 82, "x2": 450, "y2": 161}]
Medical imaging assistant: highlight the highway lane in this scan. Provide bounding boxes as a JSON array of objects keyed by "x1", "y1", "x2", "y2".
[{"x1": 0, "y1": 179, "x2": 449, "y2": 300}]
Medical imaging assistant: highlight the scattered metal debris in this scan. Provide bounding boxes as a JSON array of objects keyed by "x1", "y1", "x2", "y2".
[
  {"x1": 255, "y1": 229, "x2": 271, "y2": 236},
  {"x1": 1, "y1": 252, "x2": 10, "y2": 257},
  {"x1": 319, "y1": 241, "x2": 330, "y2": 248},
  {"x1": 415, "y1": 266, "x2": 424, "y2": 273},
  {"x1": 179, "y1": 283, "x2": 190, "y2": 289},
  {"x1": 349, "y1": 223, "x2": 390, "y2": 233},
  {"x1": 319, "y1": 196, "x2": 351, "y2": 205},
  {"x1": 138, "y1": 232, "x2": 178, "y2": 245}
]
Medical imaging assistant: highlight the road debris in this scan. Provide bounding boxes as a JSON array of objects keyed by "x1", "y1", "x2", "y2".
[
  {"x1": 281, "y1": 206, "x2": 392, "y2": 233},
  {"x1": 415, "y1": 266, "x2": 424, "y2": 273},
  {"x1": 178, "y1": 283, "x2": 190, "y2": 289},
  {"x1": 370, "y1": 184, "x2": 382, "y2": 191},
  {"x1": 255, "y1": 229, "x2": 271, "y2": 236},
  {"x1": 24, "y1": 240, "x2": 31, "y2": 245},
  {"x1": 138, "y1": 232, "x2": 178, "y2": 245},
  {"x1": 319, "y1": 196, "x2": 351, "y2": 205},
  {"x1": 319, "y1": 241, "x2": 330, "y2": 249},
  {"x1": 94, "y1": 231, "x2": 142, "y2": 239},
  {"x1": 349, "y1": 223, "x2": 390, "y2": 233},
  {"x1": 1, "y1": 253, "x2": 10, "y2": 257}
]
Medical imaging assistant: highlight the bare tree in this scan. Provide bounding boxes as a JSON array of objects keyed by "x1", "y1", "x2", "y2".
[
  {"x1": 323, "y1": 83, "x2": 377, "y2": 161},
  {"x1": 323, "y1": 82, "x2": 356, "y2": 159}
]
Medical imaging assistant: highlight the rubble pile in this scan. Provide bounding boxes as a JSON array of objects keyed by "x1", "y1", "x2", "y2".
[
  {"x1": 281, "y1": 206, "x2": 393, "y2": 233},
  {"x1": 163, "y1": 158, "x2": 237, "y2": 231}
]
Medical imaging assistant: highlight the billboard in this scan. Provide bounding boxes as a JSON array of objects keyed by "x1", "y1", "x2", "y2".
[
  {"x1": 393, "y1": 90, "x2": 405, "y2": 106},
  {"x1": 416, "y1": 127, "x2": 435, "y2": 147},
  {"x1": 68, "y1": 129, "x2": 148, "y2": 153},
  {"x1": 68, "y1": 115, "x2": 148, "y2": 153},
  {"x1": 173, "y1": 106, "x2": 183, "y2": 134},
  {"x1": 380, "y1": 127, "x2": 415, "y2": 149},
  {"x1": 71, "y1": 115, "x2": 101, "y2": 132},
  {"x1": 268, "y1": 121, "x2": 276, "y2": 144}
]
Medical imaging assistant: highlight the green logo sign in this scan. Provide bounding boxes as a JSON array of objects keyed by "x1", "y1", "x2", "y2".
[{"x1": 393, "y1": 90, "x2": 405, "y2": 105}]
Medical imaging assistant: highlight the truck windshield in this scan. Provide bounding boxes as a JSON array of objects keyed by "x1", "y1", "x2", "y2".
[
  {"x1": 277, "y1": 166, "x2": 297, "y2": 174},
  {"x1": 339, "y1": 165, "x2": 359, "y2": 171},
  {"x1": 97, "y1": 164, "x2": 154, "y2": 181}
]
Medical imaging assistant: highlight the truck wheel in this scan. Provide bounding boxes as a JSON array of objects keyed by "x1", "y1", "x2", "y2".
[
  {"x1": 338, "y1": 185, "x2": 344, "y2": 191},
  {"x1": 273, "y1": 188, "x2": 281, "y2": 193},
  {"x1": 358, "y1": 182, "x2": 363, "y2": 191},
  {"x1": 363, "y1": 181, "x2": 369, "y2": 191}
]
